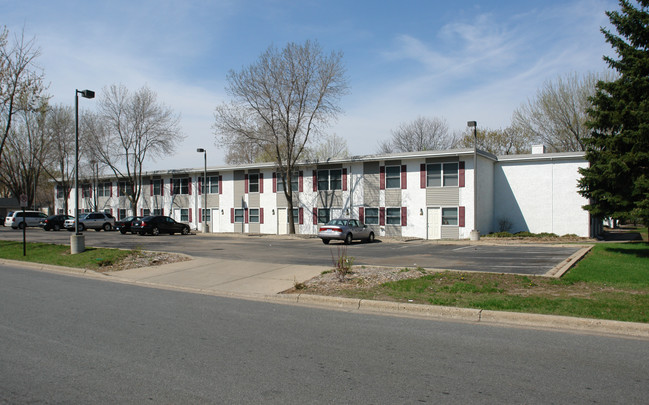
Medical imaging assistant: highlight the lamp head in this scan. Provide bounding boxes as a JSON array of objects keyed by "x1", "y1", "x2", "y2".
[
  {"x1": 79, "y1": 90, "x2": 95, "y2": 99},
  {"x1": 467, "y1": 121, "x2": 477, "y2": 128},
  {"x1": 197, "y1": 148, "x2": 206, "y2": 153}
]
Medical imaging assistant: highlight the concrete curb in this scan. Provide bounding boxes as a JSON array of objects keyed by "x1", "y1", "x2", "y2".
[
  {"x1": 545, "y1": 245, "x2": 593, "y2": 278},
  {"x1": 3, "y1": 257, "x2": 648, "y2": 340}
]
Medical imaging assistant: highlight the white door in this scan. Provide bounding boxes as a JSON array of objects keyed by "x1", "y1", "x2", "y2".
[
  {"x1": 173, "y1": 209, "x2": 181, "y2": 222},
  {"x1": 211, "y1": 208, "x2": 219, "y2": 233},
  {"x1": 427, "y1": 207, "x2": 441, "y2": 240},
  {"x1": 277, "y1": 208, "x2": 287, "y2": 235},
  {"x1": 332, "y1": 208, "x2": 343, "y2": 219}
]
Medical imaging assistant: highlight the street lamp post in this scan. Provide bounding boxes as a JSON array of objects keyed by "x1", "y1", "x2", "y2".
[
  {"x1": 197, "y1": 148, "x2": 207, "y2": 233},
  {"x1": 467, "y1": 121, "x2": 480, "y2": 241},
  {"x1": 71, "y1": 89, "x2": 95, "y2": 254}
]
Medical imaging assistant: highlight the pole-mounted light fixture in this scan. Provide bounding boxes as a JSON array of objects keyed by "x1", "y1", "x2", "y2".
[{"x1": 467, "y1": 121, "x2": 479, "y2": 241}]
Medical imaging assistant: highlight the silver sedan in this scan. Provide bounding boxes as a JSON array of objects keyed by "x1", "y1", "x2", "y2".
[{"x1": 318, "y1": 218, "x2": 375, "y2": 245}]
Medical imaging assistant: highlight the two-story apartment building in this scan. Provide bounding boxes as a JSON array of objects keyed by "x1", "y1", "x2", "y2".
[{"x1": 55, "y1": 147, "x2": 594, "y2": 239}]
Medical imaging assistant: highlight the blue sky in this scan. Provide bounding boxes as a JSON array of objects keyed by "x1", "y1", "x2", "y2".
[{"x1": 3, "y1": 0, "x2": 617, "y2": 170}]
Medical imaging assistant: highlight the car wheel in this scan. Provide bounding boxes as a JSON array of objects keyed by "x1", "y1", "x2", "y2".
[
  {"x1": 103, "y1": 223, "x2": 111, "y2": 231},
  {"x1": 367, "y1": 232, "x2": 375, "y2": 243},
  {"x1": 119, "y1": 228, "x2": 127, "y2": 234},
  {"x1": 53, "y1": 224, "x2": 60, "y2": 231},
  {"x1": 78, "y1": 223, "x2": 85, "y2": 232},
  {"x1": 152, "y1": 226, "x2": 160, "y2": 236},
  {"x1": 18, "y1": 222, "x2": 25, "y2": 230},
  {"x1": 182, "y1": 226, "x2": 190, "y2": 235},
  {"x1": 344, "y1": 233, "x2": 352, "y2": 245},
  {"x1": 322, "y1": 239, "x2": 330, "y2": 245}
]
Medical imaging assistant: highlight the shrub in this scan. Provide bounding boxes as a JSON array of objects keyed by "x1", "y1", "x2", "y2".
[{"x1": 331, "y1": 246, "x2": 354, "y2": 282}]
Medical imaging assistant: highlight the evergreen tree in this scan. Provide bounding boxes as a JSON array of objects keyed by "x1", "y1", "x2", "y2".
[{"x1": 578, "y1": 0, "x2": 649, "y2": 238}]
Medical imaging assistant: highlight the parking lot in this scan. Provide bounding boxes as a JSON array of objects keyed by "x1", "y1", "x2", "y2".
[{"x1": 0, "y1": 226, "x2": 585, "y2": 275}]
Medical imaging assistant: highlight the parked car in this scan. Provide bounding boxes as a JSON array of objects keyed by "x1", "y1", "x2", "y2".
[
  {"x1": 318, "y1": 218, "x2": 375, "y2": 245},
  {"x1": 5, "y1": 210, "x2": 48, "y2": 229},
  {"x1": 64, "y1": 212, "x2": 116, "y2": 232},
  {"x1": 132, "y1": 215, "x2": 191, "y2": 236},
  {"x1": 40, "y1": 214, "x2": 73, "y2": 231},
  {"x1": 115, "y1": 216, "x2": 142, "y2": 234}
]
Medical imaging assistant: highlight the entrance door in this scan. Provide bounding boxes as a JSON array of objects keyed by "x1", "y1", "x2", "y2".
[
  {"x1": 427, "y1": 207, "x2": 441, "y2": 240},
  {"x1": 277, "y1": 208, "x2": 288, "y2": 235},
  {"x1": 173, "y1": 209, "x2": 181, "y2": 222},
  {"x1": 211, "y1": 208, "x2": 219, "y2": 233}
]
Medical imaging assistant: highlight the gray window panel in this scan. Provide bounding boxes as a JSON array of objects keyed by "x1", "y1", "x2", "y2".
[
  {"x1": 386, "y1": 207, "x2": 401, "y2": 225},
  {"x1": 317, "y1": 170, "x2": 329, "y2": 191},
  {"x1": 249, "y1": 208, "x2": 259, "y2": 223},
  {"x1": 385, "y1": 166, "x2": 401, "y2": 189},
  {"x1": 442, "y1": 207, "x2": 458, "y2": 225},
  {"x1": 234, "y1": 208, "x2": 244, "y2": 223},
  {"x1": 443, "y1": 163, "x2": 459, "y2": 187},
  {"x1": 427, "y1": 164, "x2": 441, "y2": 187},
  {"x1": 365, "y1": 208, "x2": 379, "y2": 225},
  {"x1": 317, "y1": 208, "x2": 330, "y2": 224}
]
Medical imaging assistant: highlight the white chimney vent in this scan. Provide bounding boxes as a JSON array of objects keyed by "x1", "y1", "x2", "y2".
[{"x1": 532, "y1": 144, "x2": 546, "y2": 154}]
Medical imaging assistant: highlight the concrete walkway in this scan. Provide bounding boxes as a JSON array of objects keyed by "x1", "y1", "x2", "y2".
[{"x1": 107, "y1": 257, "x2": 328, "y2": 296}]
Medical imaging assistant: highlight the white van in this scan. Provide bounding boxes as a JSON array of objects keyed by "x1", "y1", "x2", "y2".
[{"x1": 6, "y1": 211, "x2": 48, "y2": 229}]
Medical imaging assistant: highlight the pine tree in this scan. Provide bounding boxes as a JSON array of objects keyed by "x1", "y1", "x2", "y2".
[{"x1": 578, "y1": 0, "x2": 649, "y2": 239}]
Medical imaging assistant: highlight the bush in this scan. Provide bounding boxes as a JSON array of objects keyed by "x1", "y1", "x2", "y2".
[{"x1": 331, "y1": 246, "x2": 354, "y2": 282}]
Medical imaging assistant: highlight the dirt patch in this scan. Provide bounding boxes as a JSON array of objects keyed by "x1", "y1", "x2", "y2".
[{"x1": 95, "y1": 251, "x2": 190, "y2": 273}]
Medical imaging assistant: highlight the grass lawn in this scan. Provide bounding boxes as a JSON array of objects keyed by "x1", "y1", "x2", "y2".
[
  {"x1": 303, "y1": 242, "x2": 649, "y2": 323},
  {"x1": 0, "y1": 240, "x2": 136, "y2": 270}
]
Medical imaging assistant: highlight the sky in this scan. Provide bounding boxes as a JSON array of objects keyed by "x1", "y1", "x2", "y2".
[{"x1": 3, "y1": 0, "x2": 618, "y2": 171}]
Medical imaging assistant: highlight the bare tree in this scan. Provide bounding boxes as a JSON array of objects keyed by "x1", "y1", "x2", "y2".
[
  {"x1": 0, "y1": 26, "x2": 48, "y2": 165},
  {"x1": 36, "y1": 104, "x2": 75, "y2": 214},
  {"x1": 214, "y1": 40, "x2": 349, "y2": 234},
  {"x1": 452, "y1": 127, "x2": 531, "y2": 155},
  {"x1": 307, "y1": 133, "x2": 349, "y2": 161},
  {"x1": 85, "y1": 84, "x2": 183, "y2": 215},
  {"x1": 0, "y1": 104, "x2": 49, "y2": 208},
  {"x1": 378, "y1": 116, "x2": 451, "y2": 153},
  {"x1": 511, "y1": 71, "x2": 614, "y2": 152}
]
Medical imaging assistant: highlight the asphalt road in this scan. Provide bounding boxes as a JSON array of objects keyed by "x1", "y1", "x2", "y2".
[
  {"x1": 0, "y1": 227, "x2": 581, "y2": 275},
  {"x1": 1, "y1": 264, "x2": 647, "y2": 404}
]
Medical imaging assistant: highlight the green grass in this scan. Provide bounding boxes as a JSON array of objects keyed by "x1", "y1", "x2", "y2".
[
  {"x1": 305, "y1": 242, "x2": 649, "y2": 323},
  {"x1": 0, "y1": 240, "x2": 135, "y2": 269}
]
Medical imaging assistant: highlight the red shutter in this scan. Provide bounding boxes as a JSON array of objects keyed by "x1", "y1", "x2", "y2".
[
  {"x1": 312, "y1": 171, "x2": 317, "y2": 192},
  {"x1": 161, "y1": 180, "x2": 164, "y2": 196},
  {"x1": 380, "y1": 166, "x2": 385, "y2": 190},
  {"x1": 140, "y1": 208, "x2": 143, "y2": 216},
  {"x1": 401, "y1": 165, "x2": 407, "y2": 189},
  {"x1": 313, "y1": 208, "x2": 318, "y2": 224},
  {"x1": 299, "y1": 171, "x2": 303, "y2": 192},
  {"x1": 401, "y1": 207, "x2": 407, "y2": 226},
  {"x1": 199, "y1": 208, "x2": 203, "y2": 223},
  {"x1": 245, "y1": 174, "x2": 249, "y2": 193},
  {"x1": 110, "y1": 183, "x2": 113, "y2": 197},
  {"x1": 230, "y1": 208, "x2": 234, "y2": 223},
  {"x1": 170, "y1": 179, "x2": 174, "y2": 195},
  {"x1": 459, "y1": 161, "x2": 465, "y2": 188},
  {"x1": 259, "y1": 173, "x2": 264, "y2": 193},
  {"x1": 188, "y1": 178, "x2": 192, "y2": 195},
  {"x1": 299, "y1": 207, "x2": 304, "y2": 224},
  {"x1": 218, "y1": 176, "x2": 222, "y2": 194},
  {"x1": 198, "y1": 177, "x2": 202, "y2": 195},
  {"x1": 244, "y1": 208, "x2": 249, "y2": 224},
  {"x1": 379, "y1": 207, "x2": 385, "y2": 226},
  {"x1": 272, "y1": 172, "x2": 277, "y2": 193},
  {"x1": 260, "y1": 208, "x2": 264, "y2": 224},
  {"x1": 343, "y1": 168, "x2": 347, "y2": 191},
  {"x1": 420, "y1": 164, "x2": 426, "y2": 188},
  {"x1": 359, "y1": 207, "x2": 364, "y2": 223},
  {"x1": 189, "y1": 208, "x2": 192, "y2": 222},
  {"x1": 459, "y1": 206, "x2": 465, "y2": 227},
  {"x1": 161, "y1": 208, "x2": 164, "y2": 216}
]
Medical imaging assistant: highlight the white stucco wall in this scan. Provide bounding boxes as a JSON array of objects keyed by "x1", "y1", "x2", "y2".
[{"x1": 493, "y1": 157, "x2": 590, "y2": 237}]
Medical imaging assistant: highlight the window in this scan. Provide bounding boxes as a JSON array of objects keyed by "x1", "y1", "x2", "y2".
[
  {"x1": 119, "y1": 209, "x2": 126, "y2": 220},
  {"x1": 386, "y1": 208, "x2": 402, "y2": 225},
  {"x1": 173, "y1": 178, "x2": 189, "y2": 194},
  {"x1": 317, "y1": 208, "x2": 330, "y2": 224},
  {"x1": 317, "y1": 169, "x2": 342, "y2": 191},
  {"x1": 153, "y1": 209, "x2": 162, "y2": 216},
  {"x1": 204, "y1": 208, "x2": 211, "y2": 222},
  {"x1": 234, "y1": 208, "x2": 244, "y2": 223},
  {"x1": 208, "y1": 176, "x2": 219, "y2": 194},
  {"x1": 249, "y1": 208, "x2": 259, "y2": 223},
  {"x1": 81, "y1": 184, "x2": 91, "y2": 198},
  {"x1": 97, "y1": 182, "x2": 111, "y2": 197},
  {"x1": 365, "y1": 208, "x2": 379, "y2": 225},
  {"x1": 56, "y1": 185, "x2": 65, "y2": 199},
  {"x1": 180, "y1": 208, "x2": 189, "y2": 222},
  {"x1": 442, "y1": 208, "x2": 458, "y2": 225},
  {"x1": 143, "y1": 209, "x2": 151, "y2": 216},
  {"x1": 291, "y1": 208, "x2": 299, "y2": 224},
  {"x1": 277, "y1": 173, "x2": 298, "y2": 192},
  {"x1": 118, "y1": 182, "x2": 127, "y2": 196},
  {"x1": 57, "y1": 208, "x2": 64, "y2": 214},
  {"x1": 385, "y1": 166, "x2": 401, "y2": 189},
  {"x1": 152, "y1": 179, "x2": 162, "y2": 196},
  {"x1": 248, "y1": 174, "x2": 259, "y2": 193},
  {"x1": 427, "y1": 163, "x2": 459, "y2": 187}
]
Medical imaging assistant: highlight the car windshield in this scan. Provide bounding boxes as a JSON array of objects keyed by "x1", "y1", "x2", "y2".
[
  {"x1": 78, "y1": 214, "x2": 88, "y2": 220},
  {"x1": 122, "y1": 216, "x2": 136, "y2": 222}
]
